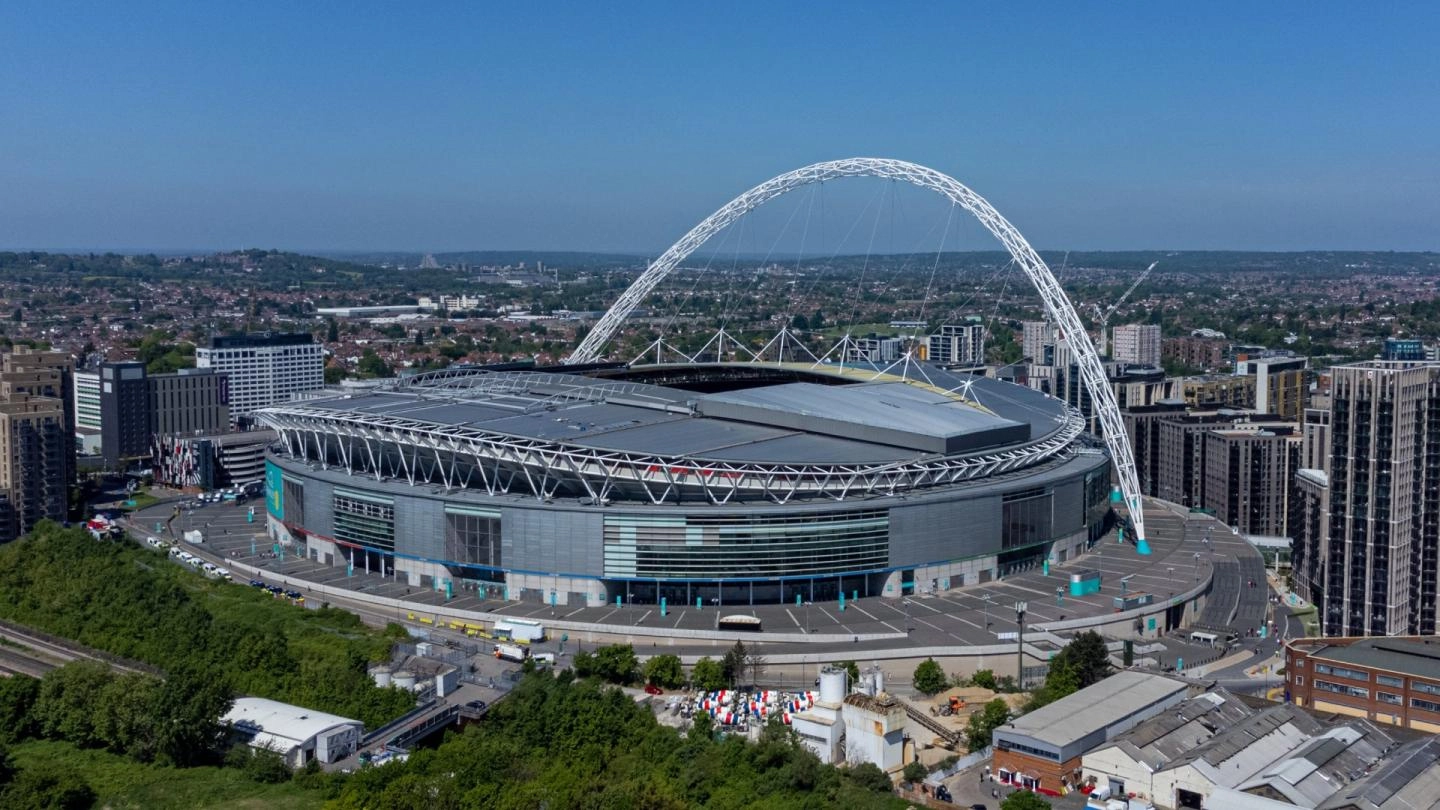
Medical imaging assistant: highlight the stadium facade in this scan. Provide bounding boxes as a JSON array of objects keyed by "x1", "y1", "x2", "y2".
[{"x1": 257, "y1": 362, "x2": 1115, "y2": 607}]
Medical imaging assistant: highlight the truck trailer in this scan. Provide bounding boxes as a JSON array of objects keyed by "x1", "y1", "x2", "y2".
[{"x1": 494, "y1": 643, "x2": 528, "y2": 663}]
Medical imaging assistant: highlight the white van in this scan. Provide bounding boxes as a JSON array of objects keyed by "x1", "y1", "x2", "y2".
[
  {"x1": 168, "y1": 546, "x2": 184, "y2": 559},
  {"x1": 215, "y1": 568, "x2": 232, "y2": 581},
  {"x1": 201, "y1": 562, "x2": 217, "y2": 575}
]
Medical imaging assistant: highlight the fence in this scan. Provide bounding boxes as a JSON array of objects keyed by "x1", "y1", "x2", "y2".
[{"x1": 926, "y1": 746, "x2": 993, "y2": 785}]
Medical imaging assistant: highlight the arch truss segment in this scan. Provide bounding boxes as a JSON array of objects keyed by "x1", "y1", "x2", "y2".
[{"x1": 565, "y1": 157, "x2": 1147, "y2": 542}]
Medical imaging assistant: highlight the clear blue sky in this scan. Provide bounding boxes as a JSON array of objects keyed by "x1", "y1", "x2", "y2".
[{"x1": 2, "y1": 2, "x2": 1437, "y2": 252}]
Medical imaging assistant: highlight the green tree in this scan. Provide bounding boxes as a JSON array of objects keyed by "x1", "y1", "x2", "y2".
[
  {"x1": 643, "y1": 654, "x2": 685, "y2": 689},
  {"x1": 722, "y1": 641, "x2": 748, "y2": 689},
  {"x1": 33, "y1": 661, "x2": 112, "y2": 748},
  {"x1": 0, "y1": 675, "x2": 40, "y2": 744},
  {"x1": 0, "y1": 743, "x2": 15, "y2": 788},
  {"x1": 912, "y1": 658, "x2": 947, "y2": 696},
  {"x1": 971, "y1": 668, "x2": 998, "y2": 690},
  {"x1": 1002, "y1": 790, "x2": 1052, "y2": 809},
  {"x1": 574, "y1": 644, "x2": 638, "y2": 684},
  {"x1": 357, "y1": 348, "x2": 393, "y2": 378},
  {"x1": 1, "y1": 765, "x2": 96, "y2": 810},
  {"x1": 965, "y1": 698, "x2": 1011, "y2": 752},
  {"x1": 324, "y1": 364, "x2": 346, "y2": 384},
  {"x1": 840, "y1": 660, "x2": 861, "y2": 686},
  {"x1": 902, "y1": 760, "x2": 928, "y2": 784},
  {"x1": 691, "y1": 657, "x2": 726, "y2": 692},
  {"x1": 1059, "y1": 631, "x2": 1111, "y2": 688},
  {"x1": 844, "y1": 761, "x2": 894, "y2": 793}
]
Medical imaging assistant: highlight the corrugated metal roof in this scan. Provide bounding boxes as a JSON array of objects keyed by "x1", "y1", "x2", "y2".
[{"x1": 1004, "y1": 671, "x2": 1189, "y2": 747}]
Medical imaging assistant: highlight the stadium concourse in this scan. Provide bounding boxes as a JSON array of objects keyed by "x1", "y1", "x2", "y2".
[{"x1": 126, "y1": 496, "x2": 1246, "y2": 656}]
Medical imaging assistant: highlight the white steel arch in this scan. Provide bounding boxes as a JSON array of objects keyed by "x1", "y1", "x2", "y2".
[{"x1": 566, "y1": 158, "x2": 1148, "y2": 544}]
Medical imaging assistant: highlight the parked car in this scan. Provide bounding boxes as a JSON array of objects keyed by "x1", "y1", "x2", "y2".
[
  {"x1": 284, "y1": 589, "x2": 302, "y2": 600},
  {"x1": 643, "y1": 684, "x2": 663, "y2": 695},
  {"x1": 215, "y1": 568, "x2": 232, "y2": 581},
  {"x1": 465, "y1": 700, "x2": 487, "y2": 712}
]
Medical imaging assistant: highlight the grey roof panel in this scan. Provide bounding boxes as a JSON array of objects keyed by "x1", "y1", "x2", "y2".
[{"x1": 696, "y1": 382, "x2": 1028, "y2": 454}]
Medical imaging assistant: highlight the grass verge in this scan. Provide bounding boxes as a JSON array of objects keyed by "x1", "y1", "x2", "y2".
[{"x1": 9, "y1": 740, "x2": 324, "y2": 810}]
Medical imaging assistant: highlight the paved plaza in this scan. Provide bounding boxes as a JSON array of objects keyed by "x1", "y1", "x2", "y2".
[{"x1": 126, "y1": 494, "x2": 1253, "y2": 654}]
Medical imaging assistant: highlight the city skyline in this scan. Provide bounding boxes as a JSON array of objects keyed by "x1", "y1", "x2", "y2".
[{"x1": 3, "y1": 3, "x2": 1438, "y2": 253}]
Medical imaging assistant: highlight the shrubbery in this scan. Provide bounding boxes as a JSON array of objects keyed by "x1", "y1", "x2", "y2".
[{"x1": 0, "y1": 523, "x2": 413, "y2": 728}]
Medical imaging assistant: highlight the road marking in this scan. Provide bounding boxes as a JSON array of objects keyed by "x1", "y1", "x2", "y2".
[{"x1": 785, "y1": 608, "x2": 802, "y2": 629}]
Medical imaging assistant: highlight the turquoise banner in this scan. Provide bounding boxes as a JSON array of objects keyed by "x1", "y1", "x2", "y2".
[{"x1": 266, "y1": 460, "x2": 284, "y2": 519}]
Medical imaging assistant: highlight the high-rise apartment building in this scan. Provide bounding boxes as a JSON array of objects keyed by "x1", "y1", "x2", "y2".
[
  {"x1": 0, "y1": 393, "x2": 68, "y2": 541},
  {"x1": 1111, "y1": 324, "x2": 1161, "y2": 367},
  {"x1": 150, "y1": 368, "x2": 230, "y2": 438},
  {"x1": 73, "y1": 371, "x2": 101, "y2": 432},
  {"x1": 196, "y1": 332, "x2": 324, "y2": 424},
  {"x1": 845, "y1": 335, "x2": 905, "y2": 364},
  {"x1": 926, "y1": 324, "x2": 985, "y2": 366},
  {"x1": 73, "y1": 369, "x2": 103, "y2": 454},
  {"x1": 1, "y1": 348, "x2": 75, "y2": 499},
  {"x1": 1021, "y1": 320, "x2": 1052, "y2": 362},
  {"x1": 1300, "y1": 361, "x2": 1440, "y2": 637},
  {"x1": 1236, "y1": 355, "x2": 1307, "y2": 422},
  {"x1": 1202, "y1": 425, "x2": 1299, "y2": 536},
  {"x1": 1162, "y1": 336, "x2": 1227, "y2": 371},
  {"x1": 99, "y1": 361, "x2": 150, "y2": 467},
  {"x1": 94, "y1": 362, "x2": 232, "y2": 467}
]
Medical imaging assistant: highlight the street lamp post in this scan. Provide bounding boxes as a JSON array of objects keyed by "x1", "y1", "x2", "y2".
[
  {"x1": 982, "y1": 594, "x2": 992, "y2": 630},
  {"x1": 1015, "y1": 601, "x2": 1028, "y2": 688},
  {"x1": 903, "y1": 599, "x2": 912, "y2": 633}
]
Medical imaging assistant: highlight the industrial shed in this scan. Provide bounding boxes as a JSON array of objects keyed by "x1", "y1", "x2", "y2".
[{"x1": 224, "y1": 697, "x2": 363, "y2": 766}]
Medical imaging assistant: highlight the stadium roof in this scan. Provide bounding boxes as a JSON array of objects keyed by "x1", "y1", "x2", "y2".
[{"x1": 289, "y1": 364, "x2": 1067, "y2": 466}]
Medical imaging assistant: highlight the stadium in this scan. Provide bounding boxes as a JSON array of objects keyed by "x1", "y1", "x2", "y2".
[{"x1": 256, "y1": 360, "x2": 1117, "y2": 608}]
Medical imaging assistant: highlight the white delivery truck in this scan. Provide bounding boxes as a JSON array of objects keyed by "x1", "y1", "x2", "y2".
[
  {"x1": 494, "y1": 643, "x2": 528, "y2": 663},
  {"x1": 183, "y1": 529, "x2": 204, "y2": 544}
]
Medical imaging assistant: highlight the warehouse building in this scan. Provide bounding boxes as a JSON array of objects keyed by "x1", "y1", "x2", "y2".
[{"x1": 224, "y1": 697, "x2": 363, "y2": 766}]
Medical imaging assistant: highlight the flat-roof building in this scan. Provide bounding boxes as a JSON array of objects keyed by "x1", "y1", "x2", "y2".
[
  {"x1": 1286, "y1": 636, "x2": 1440, "y2": 734},
  {"x1": 992, "y1": 671, "x2": 1192, "y2": 794},
  {"x1": 223, "y1": 696, "x2": 363, "y2": 766}
]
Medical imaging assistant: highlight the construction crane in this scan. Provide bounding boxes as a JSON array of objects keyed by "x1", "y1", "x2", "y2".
[{"x1": 1094, "y1": 261, "x2": 1159, "y2": 355}]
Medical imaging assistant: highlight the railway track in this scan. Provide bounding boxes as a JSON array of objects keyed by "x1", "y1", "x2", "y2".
[{"x1": 0, "y1": 621, "x2": 155, "y2": 677}]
